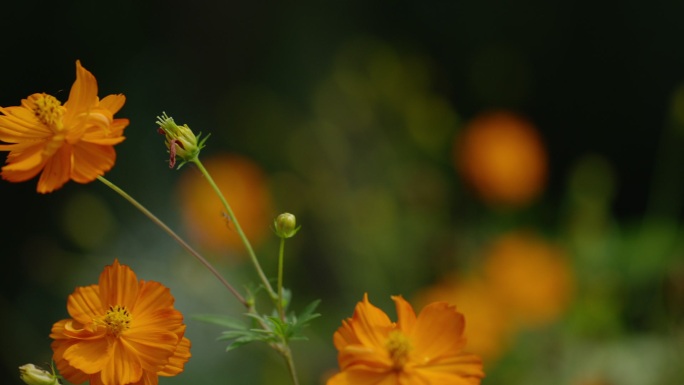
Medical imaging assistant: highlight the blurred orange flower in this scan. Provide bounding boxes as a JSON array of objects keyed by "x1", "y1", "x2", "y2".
[
  {"x1": 414, "y1": 275, "x2": 513, "y2": 362},
  {"x1": 327, "y1": 293, "x2": 484, "y2": 385},
  {"x1": 455, "y1": 110, "x2": 547, "y2": 207},
  {"x1": 0, "y1": 61, "x2": 128, "y2": 193},
  {"x1": 483, "y1": 231, "x2": 574, "y2": 326},
  {"x1": 177, "y1": 153, "x2": 273, "y2": 256},
  {"x1": 50, "y1": 260, "x2": 190, "y2": 385}
]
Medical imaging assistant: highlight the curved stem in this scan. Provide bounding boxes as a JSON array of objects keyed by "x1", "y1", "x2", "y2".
[
  {"x1": 97, "y1": 175, "x2": 246, "y2": 307},
  {"x1": 190, "y1": 158, "x2": 278, "y2": 301}
]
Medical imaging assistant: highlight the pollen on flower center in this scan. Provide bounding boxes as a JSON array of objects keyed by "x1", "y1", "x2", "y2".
[
  {"x1": 32, "y1": 94, "x2": 64, "y2": 129},
  {"x1": 385, "y1": 330, "x2": 412, "y2": 370},
  {"x1": 103, "y1": 305, "x2": 132, "y2": 337}
]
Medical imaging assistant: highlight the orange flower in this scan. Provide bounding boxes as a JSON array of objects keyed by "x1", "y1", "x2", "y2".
[
  {"x1": 0, "y1": 61, "x2": 128, "y2": 193},
  {"x1": 455, "y1": 110, "x2": 547, "y2": 207},
  {"x1": 327, "y1": 293, "x2": 484, "y2": 385},
  {"x1": 177, "y1": 153, "x2": 273, "y2": 256},
  {"x1": 483, "y1": 231, "x2": 574, "y2": 326},
  {"x1": 50, "y1": 260, "x2": 191, "y2": 385},
  {"x1": 414, "y1": 275, "x2": 513, "y2": 363}
]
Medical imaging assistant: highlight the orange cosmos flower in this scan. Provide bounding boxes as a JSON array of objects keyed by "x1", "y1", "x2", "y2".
[
  {"x1": 177, "y1": 153, "x2": 273, "y2": 257},
  {"x1": 50, "y1": 260, "x2": 191, "y2": 385},
  {"x1": 328, "y1": 293, "x2": 484, "y2": 385},
  {"x1": 0, "y1": 61, "x2": 128, "y2": 193},
  {"x1": 455, "y1": 110, "x2": 547, "y2": 207},
  {"x1": 483, "y1": 231, "x2": 575, "y2": 326}
]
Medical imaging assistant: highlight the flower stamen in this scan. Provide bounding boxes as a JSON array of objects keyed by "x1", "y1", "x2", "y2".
[
  {"x1": 32, "y1": 94, "x2": 64, "y2": 130},
  {"x1": 103, "y1": 305, "x2": 132, "y2": 337},
  {"x1": 385, "y1": 330, "x2": 412, "y2": 371}
]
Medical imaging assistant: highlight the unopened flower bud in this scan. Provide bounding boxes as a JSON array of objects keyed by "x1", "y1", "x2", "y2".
[
  {"x1": 19, "y1": 364, "x2": 60, "y2": 385},
  {"x1": 156, "y1": 112, "x2": 209, "y2": 169},
  {"x1": 274, "y1": 212, "x2": 300, "y2": 238}
]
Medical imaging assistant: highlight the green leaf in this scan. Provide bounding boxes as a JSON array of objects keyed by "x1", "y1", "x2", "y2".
[
  {"x1": 199, "y1": 299, "x2": 322, "y2": 353},
  {"x1": 297, "y1": 299, "x2": 322, "y2": 323},
  {"x1": 217, "y1": 330, "x2": 253, "y2": 340},
  {"x1": 225, "y1": 335, "x2": 263, "y2": 352},
  {"x1": 192, "y1": 314, "x2": 248, "y2": 330}
]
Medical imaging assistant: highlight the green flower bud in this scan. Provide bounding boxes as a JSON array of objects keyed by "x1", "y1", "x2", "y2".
[
  {"x1": 274, "y1": 212, "x2": 300, "y2": 238},
  {"x1": 19, "y1": 364, "x2": 60, "y2": 385},
  {"x1": 156, "y1": 112, "x2": 210, "y2": 169}
]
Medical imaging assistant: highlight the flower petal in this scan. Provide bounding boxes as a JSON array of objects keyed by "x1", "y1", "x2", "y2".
[
  {"x1": 99, "y1": 339, "x2": 144, "y2": 385},
  {"x1": 0, "y1": 106, "x2": 50, "y2": 142},
  {"x1": 51, "y1": 337, "x2": 90, "y2": 385},
  {"x1": 99, "y1": 94, "x2": 127, "y2": 115},
  {"x1": 0, "y1": 95, "x2": 54, "y2": 131},
  {"x1": 87, "y1": 375, "x2": 104, "y2": 385},
  {"x1": 81, "y1": 118, "x2": 127, "y2": 144},
  {"x1": 1, "y1": 143, "x2": 48, "y2": 182},
  {"x1": 63, "y1": 337, "x2": 111, "y2": 375},
  {"x1": 134, "y1": 371, "x2": 159, "y2": 385},
  {"x1": 123, "y1": 308, "x2": 185, "y2": 371},
  {"x1": 349, "y1": 294, "x2": 393, "y2": 349},
  {"x1": 70, "y1": 141, "x2": 116, "y2": 183},
  {"x1": 98, "y1": 259, "x2": 139, "y2": 309},
  {"x1": 131, "y1": 281, "x2": 175, "y2": 316},
  {"x1": 64, "y1": 61, "x2": 99, "y2": 124},
  {"x1": 415, "y1": 353, "x2": 484, "y2": 383},
  {"x1": 36, "y1": 143, "x2": 72, "y2": 193},
  {"x1": 409, "y1": 368, "x2": 481, "y2": 385},
  {"x1": 121, "y1": 332, "x2": 178, "y2": 373},
  {"x1": 409, "y1": 302, "x2": 467, "y2": 362},
  {"x1": 50, "y1": 319, "x2": 70, "y2": 340},
  {"x1": 327, "y1": 369, "x2": 399, "y2": 385},
  {"x1": 131, "y1": 307, "x2": 184, "y2": 332},
  {"x1": 391, "y1": 295, "x2": 416, "y2": 333},
  {"x1": 63, "y1": 319, "x2": 106, "y2": 340},
  {"x1": 108, "y1": 118, "x2": 129, "y2": 139},
  {"x1": 66, "y1": 284, "x2": 103, "y2": 324},
  {"x1": 158, "y1": 336, "x2": 191, "y2": 376},
  {"x1": 338, "y1": 344, "x2": 391, "y2": 372}
]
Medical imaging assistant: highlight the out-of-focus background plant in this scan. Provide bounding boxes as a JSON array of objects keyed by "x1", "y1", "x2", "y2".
[{"x1": 3, "y1": 1, "x2": 684, "y2": 384}]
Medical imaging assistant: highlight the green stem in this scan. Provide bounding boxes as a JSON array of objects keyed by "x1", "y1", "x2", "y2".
[
  {"x1": 191, "y1": 158, "x2": 278, "y2": 302},
  {"x1": 188, "y1": 160, "x2": 300, "y2": 385},
  {"x1": 282, "y1": 347, "x2": 300, "y2": 385},
  {"x1": 277, "y1": 237, "x2": 286, "y2": 320},
  {"x1": 276, "y1": 240, "x2": 300, "y2": 385},
  {"x1": 97, "y1": 176, "x2": 247, "y2": 307}
]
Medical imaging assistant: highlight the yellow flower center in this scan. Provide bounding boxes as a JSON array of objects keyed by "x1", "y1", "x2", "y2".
[
  {"x1": 385, "y1": 330, "x2": 412, "y2": 371},
  {"x1": 103, "y1": 305, "x2": 132, "y2": 337},
  {"x1": 33, "y1": 94, "x2": 64, "y2": 130}
]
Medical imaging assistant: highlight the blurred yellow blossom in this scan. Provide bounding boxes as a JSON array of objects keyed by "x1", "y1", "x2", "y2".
[
  {"x1": 483, "y1": 231, "x2": 575, "y2": 326},
  {"x1": 177, "y1": 153, "x2": 273, "y2": 257},
  {"x1": 455, "y1": 110, "x2": 547, "y2": 207}
]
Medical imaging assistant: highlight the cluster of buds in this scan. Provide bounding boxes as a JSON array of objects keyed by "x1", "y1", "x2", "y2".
[{"x1": 156, "y1": 112, "x2": 209, "y2": 169}]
